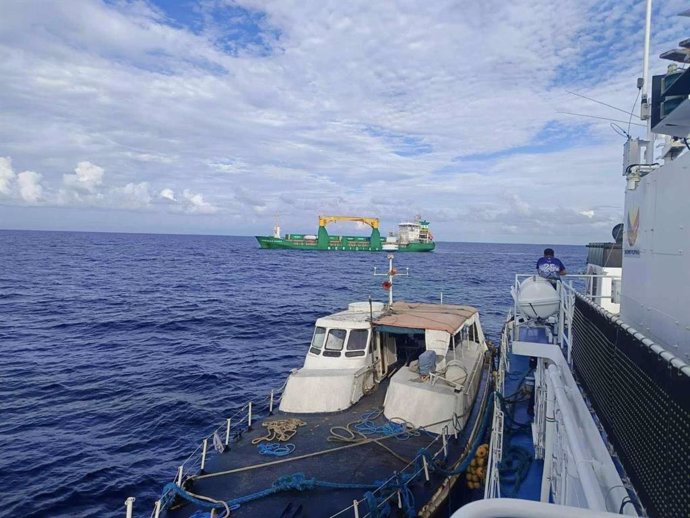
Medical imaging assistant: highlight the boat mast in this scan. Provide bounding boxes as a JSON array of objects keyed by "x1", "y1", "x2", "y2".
[
  {"x1": 641, "y1": 0, "x2": 655, "y2": 162},
  {"x1": 374, "y1": 254, "x2": 408, "y2": 306}
]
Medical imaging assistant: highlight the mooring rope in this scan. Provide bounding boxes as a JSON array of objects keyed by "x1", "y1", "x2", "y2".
[
  {"x1": 251, "y1": 418, "x2": 306, "y2": 444},
  {"x1": 257, "y1": 442, "x2": 296, "y2": 457}
]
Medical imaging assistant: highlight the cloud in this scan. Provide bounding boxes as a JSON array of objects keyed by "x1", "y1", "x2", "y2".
[
  {"x1": 0, "y1": 0, "x2": 686, "y2": 239},
  {"x1": 17, "y1": 171, "x2": 43, "y2": 203},
  {"x1": 62, "y1": 161, "x2": 104, "y2": 193},
  {"x1": 0, "y1": 156, "x2": 218, "y2": 216},
  {"x1": 160, "y1": 188, "x2": 176, "y2": 202},
  {"x1": 0, "y1": 157, "x2": 16, "y2": 196},
  {"x1": 111, "y1": 181, "x2": 152, "y2": 209},
  {"x1": 182, "y1": 189, "x2": 218, "y2": 214},
  {"x1": 0, "y1": 157, "x2": 45, "y2": 203}
]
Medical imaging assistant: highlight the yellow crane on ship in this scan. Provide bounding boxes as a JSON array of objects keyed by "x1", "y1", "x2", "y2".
[{"x1": 318, "y1": 215, "x2": 380, "y2": 230}]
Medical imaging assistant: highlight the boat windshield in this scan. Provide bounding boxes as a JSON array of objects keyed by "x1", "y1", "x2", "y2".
[
  {"x1": 310, "y1": 328, "x2": 370, "y2": 357},
  {"x1": 324, "y1": 329, "x2": 347, "y2": 351},
  {"x1": 309, "y1": 326, "x2": 326, "y2": 354},
  {"x1": 345, "y1": 329, "x2": 368, "y2": 357}
]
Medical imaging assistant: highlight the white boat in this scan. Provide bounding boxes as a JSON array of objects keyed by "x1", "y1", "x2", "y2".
[{"x1": 138, "y1": 257, "x2": 494, "y2": 518}]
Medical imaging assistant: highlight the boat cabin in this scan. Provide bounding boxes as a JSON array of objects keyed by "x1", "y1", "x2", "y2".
[{"x1": 280, "y1": 301, "x2": 487, "y2": 434}]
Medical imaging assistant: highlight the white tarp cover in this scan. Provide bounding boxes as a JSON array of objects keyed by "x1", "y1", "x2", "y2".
[{"x1": 425, "y1": 329, "x2": 451, "y2": 358}]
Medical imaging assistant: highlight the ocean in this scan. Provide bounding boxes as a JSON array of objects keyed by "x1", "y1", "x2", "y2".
[{"x1": 0, "y1": 230, "x2": 586, "y2": 517}]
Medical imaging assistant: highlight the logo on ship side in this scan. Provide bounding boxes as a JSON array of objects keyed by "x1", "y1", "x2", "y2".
[{"x1": 625, "y1": 207, "x2": 640, "y2": 256}]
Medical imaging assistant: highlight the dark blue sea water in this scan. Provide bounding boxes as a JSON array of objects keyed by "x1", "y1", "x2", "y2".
[{"x1": 0, "y1": 231, "x2": 586, "y2": 518}]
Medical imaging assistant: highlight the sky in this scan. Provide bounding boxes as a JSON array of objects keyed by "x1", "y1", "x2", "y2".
[{"x1": 0, "y1": 0, "x2": 688, "y2": 243}]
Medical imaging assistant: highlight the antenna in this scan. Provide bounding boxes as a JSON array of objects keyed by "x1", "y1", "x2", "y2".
[
  {"x1": 373, "y1": 254, "x2": 409, "y2": 306},
  {"x1": 557, "y1": 112, "x2": 646, "y2": 127},
  {"x1": 641, "y1": 0, "x2": 655, "y2": 162},
  {"x1": 566, "y1": 90, "x2": 641, "y2": 119}
]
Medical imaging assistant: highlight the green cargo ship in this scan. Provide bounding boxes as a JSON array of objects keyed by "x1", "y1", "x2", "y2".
[{"x1": 256, "y1": 215, "x2": 435, "y2": 252}]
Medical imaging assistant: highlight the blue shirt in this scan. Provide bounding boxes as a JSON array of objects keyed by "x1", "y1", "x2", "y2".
[{"x1": 536, "y1": 256, "x2": 565, "y2": 279}]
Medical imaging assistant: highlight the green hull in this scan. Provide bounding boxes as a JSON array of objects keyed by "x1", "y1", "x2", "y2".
[{"x1": 256, "y1": 235, "x2": 434, "y2": 252}]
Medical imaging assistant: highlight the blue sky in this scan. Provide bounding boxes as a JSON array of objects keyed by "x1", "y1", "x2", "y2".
[{"x1": 0, "y1": 0, "x2": 688, "y2": 243}]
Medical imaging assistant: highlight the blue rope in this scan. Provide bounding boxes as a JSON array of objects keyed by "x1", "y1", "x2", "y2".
[
  {"x1": 257, "y1": 442, "x2": 296, "y2": 457},
  {"x1": 162, "y1": 473, "x2": 380, "y2": 512},
  {"x1": 498, "y1": 445, "x2": 532, "y2": 496},
  {"x1": 354, "y1": 409, "x2": 410, "y2": 439},
  {"x1": 355, "y1": 420, "x2": 405, "y2": 436},
  {"x1": 364, "y1": 490, "x2": 391, "y2": 518},
  {"x1": 160, "y1": 483, "x2": 241, "y2": 511}
]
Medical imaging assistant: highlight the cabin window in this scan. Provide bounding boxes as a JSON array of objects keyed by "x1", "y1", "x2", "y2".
[
  {"x1": 309, "y1": 326, "x2": 326, "y2": 355},
  {"x1": 345, "y1": 329, "x2": 369, "y2": 357},
  {"x1": 468, "y1": 323, "x2": 478, "y2": 343},
  {"x1": 323, "y1": 329, "x2": 347, "y2": 356}
]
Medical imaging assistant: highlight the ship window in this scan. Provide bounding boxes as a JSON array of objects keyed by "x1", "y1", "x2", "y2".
[
  {"x1": 468, "y1": 323, "x2": 478, "y2": 342},
  {"x1": 309, "y1": 326, "x2": 326, "y2": 355},
  {"x1": 347, "y1": 329, "x2": 369, "y2": 350},
  {"x1": 325, "y1": 329, "x2": 347, "y2": 351}
]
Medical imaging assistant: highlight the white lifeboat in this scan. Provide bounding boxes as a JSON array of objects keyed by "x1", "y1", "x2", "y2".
[{"x1": 515, "y1": 276, "x2": 560, "y2": 319}]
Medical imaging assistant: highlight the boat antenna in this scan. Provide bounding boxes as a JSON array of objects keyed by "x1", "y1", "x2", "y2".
[
  {"x1": 641, "y1": 0, "x2": 655, "y2": 162},
  {"x1": 566, "y1": 90, "x2": 642, "y2": 119},
  {"x1": 374, "y1": 254, "x2": 409, "y2": 307},
  {"x1": 557, "y1": 111, "x2": 646, "y2": 127}
]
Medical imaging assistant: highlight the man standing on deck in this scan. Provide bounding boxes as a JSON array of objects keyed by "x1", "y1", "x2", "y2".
[{"x1": 536, "y1": 248, "x2": 566, "y2": 281}]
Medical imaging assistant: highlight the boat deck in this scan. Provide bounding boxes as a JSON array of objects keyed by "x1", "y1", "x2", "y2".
[
  {"x1": 498, "y1": 324, "x2": 547, "y2": 501},
  {"x1": 165, "y1": 365, "x2": 491, "y2": 518}
]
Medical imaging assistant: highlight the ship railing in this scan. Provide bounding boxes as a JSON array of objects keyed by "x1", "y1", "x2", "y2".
[
  {"x1": 485, "y1": 321, "x2": 510, "y2": 499},
  {"x1": 449, "y1": 498, "x2": 631, "y2": 517},
  {"x1": 503, "y1": 275, "x2": 635, "y2": 515},
  {"x1": 326, "y1": 432, "x2": 447, "y2": 518},
  {"x1": 134, "y1": 377, "x2": 290, "y2": 518},
  {"x1": 512, "y1": 273, "x2": 620, "y2": 310},
  {"x1": 512, "y1": 273, "x2": 621, "y2": 366}
]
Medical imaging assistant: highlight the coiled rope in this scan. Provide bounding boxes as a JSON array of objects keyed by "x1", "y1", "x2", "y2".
[
  {"x1": 257, "y1": 442, "x2": 296, "y2": 457},
  {"x1": 251, "y1": 418, "x2": 306, "y2": 444}
]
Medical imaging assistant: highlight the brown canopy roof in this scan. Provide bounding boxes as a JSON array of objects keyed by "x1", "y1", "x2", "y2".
[{"x1": 373, "y1": 302, "x2": 477, "y2": 334}]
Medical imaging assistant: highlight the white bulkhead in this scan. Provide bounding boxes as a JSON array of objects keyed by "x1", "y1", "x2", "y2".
[
  {"x1": 381, "y1": 312, "x2": 487, "y2": 434},
  {"x1": 279, "y1": 302, "x2": 385, "y2": 413}
]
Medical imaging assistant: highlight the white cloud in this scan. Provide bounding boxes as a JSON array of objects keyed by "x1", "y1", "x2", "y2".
[
  {"x1": 0, "y1": 0, "x2": 685, "y2": 238},
  {"x1": 0, "y1": 157, "x2": 16, "y2": 196},
  {"x1": 16, "y1": 171, "x2": 43, "y2": 203},
  {"x1": 182, "y1": 189, "x2": 218, "y2": 214},
  {"x1": 0, "y1": 156, "x2": 218, "y2": 216},
  {"x1": 160, "y1": 188, "x2": 176, "y2": 202},
  {"x1": 62, "y1": 161, "x2": 104, "y2": 193},
  {"x1": 123, "y1": 151, "x2": 175, "y2": 164},
  {"x1": 111, "y1": 181, "x2": 152, "y2": 208}
]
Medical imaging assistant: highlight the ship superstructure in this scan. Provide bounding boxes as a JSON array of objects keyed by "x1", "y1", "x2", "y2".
[
  {"x1": 256, "y1": 215, "x2": 435, "y2": 252},
  {"x1": 450, "y1": 3, "x2": 690, "y2": 517}
]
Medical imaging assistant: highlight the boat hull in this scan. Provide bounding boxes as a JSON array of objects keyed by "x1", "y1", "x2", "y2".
[{"x1": 255, "y1": 236, "x2": 435, "y2": 252}]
